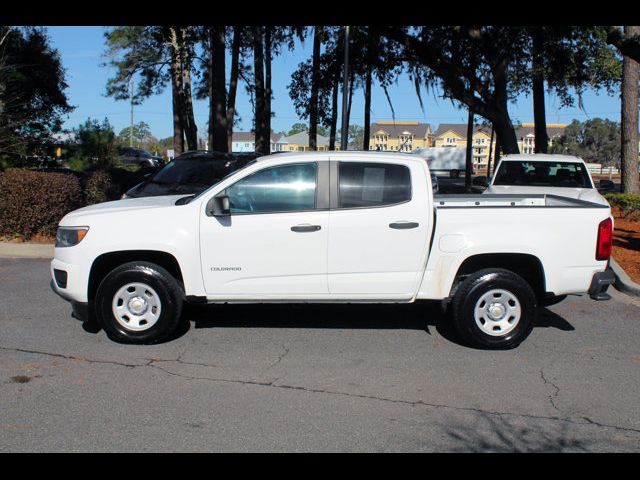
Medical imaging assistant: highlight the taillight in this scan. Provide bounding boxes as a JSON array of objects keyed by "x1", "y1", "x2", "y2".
[{"x1": 596, "y1": 218, "x2": 613, "y2": 261}]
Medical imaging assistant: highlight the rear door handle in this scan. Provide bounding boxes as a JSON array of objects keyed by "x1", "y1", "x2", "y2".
[
  {"x1": 389, "y1": 221, "x2": 419, "y2": 230},
  {"x1": 291, "y1": 224, "x2": 322, "y2": 233}
]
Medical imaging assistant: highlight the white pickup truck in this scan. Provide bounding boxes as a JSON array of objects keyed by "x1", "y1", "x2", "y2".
[
  {"x1": 482, "y1": 154, "x2": 611, "y2": 206},
  {"x1": 51, "y1": 152, "x2": 615, "y2": 349}
]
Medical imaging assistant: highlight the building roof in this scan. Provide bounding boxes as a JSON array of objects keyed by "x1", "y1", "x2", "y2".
[
  {"x1": 232, "y1": 132, "x2": 288, "y2": 143},
  {"x1": 370, "y1": 121, "x2": 431, "y2": 138},
  {"x1": 433, "y1": 123, "x2": 567, "y2": 139},
  {"x1": 283, "y1": 131, "x2": 331, "y2": 146},
  {"x1": 433, "y1": 124, "x2": 492, "y2": 138},
  {"x1": 515, "y1": 124, "x2": 566, "y2": 139}
]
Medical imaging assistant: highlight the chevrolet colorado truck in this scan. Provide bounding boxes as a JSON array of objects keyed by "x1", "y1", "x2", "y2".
[{"x1": 51, "y1": 151, "x2": 615, "y2": 349}]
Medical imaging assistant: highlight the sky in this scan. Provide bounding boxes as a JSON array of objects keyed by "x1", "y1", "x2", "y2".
[{"x1": 46, "y1": 26, "x2": 624, "y2": 140}]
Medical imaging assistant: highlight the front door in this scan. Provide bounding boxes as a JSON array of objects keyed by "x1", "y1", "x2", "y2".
[{"x1": 200, "y1": 161, "x2": 329, "y2": 298}]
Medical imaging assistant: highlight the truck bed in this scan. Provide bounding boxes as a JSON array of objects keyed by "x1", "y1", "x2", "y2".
[{"x1": 433, "y1": 193, "x2": 609, "y2": 209}]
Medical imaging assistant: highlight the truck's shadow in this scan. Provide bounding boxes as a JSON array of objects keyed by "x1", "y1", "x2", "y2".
[{"x1": 168, "y1": 301, "x2": 575, "y2": 347}]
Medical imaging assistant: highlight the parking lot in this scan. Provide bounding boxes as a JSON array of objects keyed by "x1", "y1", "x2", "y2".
[{"x1": 1, "y1": 257, "x2": 639, "y2": 452}]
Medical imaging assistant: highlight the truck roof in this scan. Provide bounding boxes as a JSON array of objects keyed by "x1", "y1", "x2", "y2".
[
  {"x1": 500, "y1": 154, "x2": 584, "y2": 163},
  {"x1": 256, "y1": 150, "x2": 428, "y2": 165}
]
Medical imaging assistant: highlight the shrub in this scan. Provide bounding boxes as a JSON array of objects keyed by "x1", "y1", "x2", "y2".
[
  {"x1": 0, "y1": 169, "x2": 83, "y2": 239},
  {"x1": 605, "y1": 193, "x2": 640, "y2": 219},
  {"x1": 84, "y1": 169, "x2": 121, "y2": 204}
]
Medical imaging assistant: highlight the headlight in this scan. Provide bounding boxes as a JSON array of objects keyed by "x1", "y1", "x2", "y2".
[{"x1": 55, "y1": 227, "x2": 89, "y2": 248}]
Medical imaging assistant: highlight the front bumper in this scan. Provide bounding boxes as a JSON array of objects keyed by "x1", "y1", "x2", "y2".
[
  {"x1": 50, "y1": 280, "x2": 91, "y2": 322},
  {"x1": 588, "y1": 268, "x2": 615, "y2": 301}
]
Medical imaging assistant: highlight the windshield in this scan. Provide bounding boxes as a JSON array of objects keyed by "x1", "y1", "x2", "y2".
[
  {"x1": 151, "y1": 157, "x2": 233, "y2": 186},
  {"x1": 188, "y1": 158, "x2": 259, "y2": 202},
  {"x1": 493, "y1": 160, "x2": 593, "y2": 189}
]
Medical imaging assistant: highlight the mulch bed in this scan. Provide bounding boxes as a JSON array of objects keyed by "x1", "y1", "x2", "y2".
[{"x1": 612, "y1": 208, "x2": 640, "y2": 284}]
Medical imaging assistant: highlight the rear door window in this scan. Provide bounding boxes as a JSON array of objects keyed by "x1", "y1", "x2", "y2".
[{"x1": 338, "y1": 162, "x2": 411, "y2": 208}]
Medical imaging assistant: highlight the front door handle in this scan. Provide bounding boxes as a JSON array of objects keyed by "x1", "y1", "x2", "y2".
[
  {"x1": 291, "y1": 224, "x2": 321, "y2": 233},
  {"x1": 389, "y1": 221, "x2": 419, "y2": 230}
]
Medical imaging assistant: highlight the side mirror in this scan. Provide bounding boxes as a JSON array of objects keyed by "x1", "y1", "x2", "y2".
[
  {"x1": 472, "y1": 176, "x2": 489, "y2": 188},
  {"x1": 207, "y1": 194, "x2": 231, "y2": 217},
  {"x1": 598, "y1": 179, "x2": 615, "y2": 192}
]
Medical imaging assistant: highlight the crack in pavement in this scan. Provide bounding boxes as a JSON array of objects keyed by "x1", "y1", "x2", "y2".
[
  {"x1": 3, "y1": 344, "x2": 640, "y2": 437},
  {"x1": 266, "y1": 344, "x2": 289, "y2": 370},
  {"x1": 540, "y1": 368, "x2": 561, "y2": 413}
]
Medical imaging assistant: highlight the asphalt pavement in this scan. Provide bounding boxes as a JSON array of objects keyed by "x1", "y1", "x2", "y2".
[{"x1": 1, "y1": 258, "x2": 639, "y2": 452}]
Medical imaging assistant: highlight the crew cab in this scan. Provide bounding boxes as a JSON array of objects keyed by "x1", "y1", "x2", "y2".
[
  {"x1": 51, "y1": 152, "x2": 615, "y2": 349},
  {"x1": 479, "y1": 154, "x2": 610, "y2": 206}
]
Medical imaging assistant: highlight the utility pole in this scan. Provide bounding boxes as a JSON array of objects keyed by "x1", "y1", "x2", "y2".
[
  {"x1": 129, "y1": 75, "x2": 134, "y2": 148},
  {"x1": 340, "y1": 26, "x2": 350, "y2": 151}
]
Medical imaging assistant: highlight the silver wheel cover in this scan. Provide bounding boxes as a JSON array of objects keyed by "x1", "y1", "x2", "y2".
[
  {"x1": 474, "y1": 289, "x2": 521, "y2": 337},
  {"x1": 112, "y1": 282, "x2": 162, "y2": 332}
]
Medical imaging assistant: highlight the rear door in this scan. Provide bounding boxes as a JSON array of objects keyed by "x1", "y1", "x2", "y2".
[{"x1": 327, "y1": 156, "x2": 431, "y2": 298}]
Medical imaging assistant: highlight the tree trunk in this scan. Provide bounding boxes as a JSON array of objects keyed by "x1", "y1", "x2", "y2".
[
  {"x1": 487, "y1": 125, "x2": 494, "y2": 177},
  {"x1": 621, "y1": 25, "x2": 640, "y2": 195},
  {"x1": 253, "y1": 28, "x2": 268, "y2": 155},
  {"x1": 226, "y1": 27, "x2": 241, "y2": 152},
  {"x1": 168, "y1": 41, "x2": 185, "y2": 156},
  {"x1": 329, "y1": 69, "x2": 339, "y2": 150},
  {"x1": 264, "y1": 26, "x2": 272, "y2": 152},
  {"x1": 532, "y1": 28, "x2": 548, "y2": 153},
  {"x1": 363, "y1": 28, "x2": 373, "y2": 151},
  {"x1": 209, "y1": 26, "x2": 228, "y2": 152},
  {"x1": 179, "y1": 29, "x2": 198, "y2": 151},
  {"x1": 465, "y1": 109, "x2": 474, "y2": 192},
  {"x1": 309, "y1": 27, "x2": 321, "y2": 151},
  {"x1": 494, "y1": 132, "x2": 501, "y2": 170},
  {"x1": 344, "y1": 73, "x2": 354, "y2": 148},
  {"x1": 491, "y1": 59, "x2": 520, "y2": 155}
]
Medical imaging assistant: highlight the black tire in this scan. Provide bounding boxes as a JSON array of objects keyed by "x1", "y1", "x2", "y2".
[
  {"x1": 95, "y1": 261, "x2": 184, "y2": 344},
  {"x1": 450, "y1": 169, "x2": 460, "y2": 179},
  {"x1": 451, "y1": 268, "x2": 537, "y2": 349}
]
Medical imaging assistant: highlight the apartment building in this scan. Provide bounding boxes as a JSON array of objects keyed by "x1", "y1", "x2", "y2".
[
  {"x1": 369, "y1": 121, "x2": 432, "y2": 152},
  {"x1": 231, "y1": 132, "x2": 288, "y2": 153},
  {"x1": 516, "y1": 123, "x2": 567, "y2": 154},
  {"x1": 432, "y1": 124, "x2": 495, "y2": 166}
]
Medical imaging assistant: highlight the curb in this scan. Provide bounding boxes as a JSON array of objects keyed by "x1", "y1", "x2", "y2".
[
  {"x1": 610, "y1": 258, "x2": 640, "y2": 298},
  {"x1": 0, "y1": 242, "x2": 54, "y2": 259}
]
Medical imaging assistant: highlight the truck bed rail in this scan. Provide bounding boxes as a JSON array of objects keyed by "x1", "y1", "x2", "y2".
[{"x1": 433, "y1": 194, "x2": 609, "y2": 209}]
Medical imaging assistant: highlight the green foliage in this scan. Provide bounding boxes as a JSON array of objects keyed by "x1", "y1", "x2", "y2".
[
  {"x1": 73, "y1": 118, "x2": 117, "y2": 169},
  {"x1": 287, "y1": 123, "x2": 307, "y2": 136},
  {"x1": 0, "y1": 27, "x2": 73, "y2": 158},
  {"x1": 116, "y1": 121, "x2": 155, "y2": 148},
  {"x1": 338, "y1": 125, "x2": 365, "y2": 149},
  {"x1": 84, "y1": 170, "x2": 121, "y2": 205},
  {"x1": 605, "y1": 193, "x2": 640, "y2": 218},
  {"x1": 0, "y1": 170, "x2": 82, "y2": 239},
  {"x1": 549, "y1": 118, "x2": 621, "y2": 165}
]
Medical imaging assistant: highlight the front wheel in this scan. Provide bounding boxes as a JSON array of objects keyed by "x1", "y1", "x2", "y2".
[
  {"x1": 95, "y1": 262, "x2": 184, "y2": 344},
  {"x1": 451, "y1": 269, "x2": 537, "y2": 349}
]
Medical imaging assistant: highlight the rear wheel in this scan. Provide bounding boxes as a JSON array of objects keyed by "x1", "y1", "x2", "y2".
[
  {"x1": 95, "y1": 262, "x2": 184, "y2": 344},
  {"x1": 451, "y1": 268, "x2": 537, "y2": 349}
]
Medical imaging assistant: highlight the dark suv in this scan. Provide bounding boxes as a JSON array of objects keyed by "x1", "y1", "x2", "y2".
[
  {"x1": 122, "y1": 151, "x2": 259, "y2": 199},
  {"x1": 117, "y1": 147, "x2": 164, "y2": 168}
]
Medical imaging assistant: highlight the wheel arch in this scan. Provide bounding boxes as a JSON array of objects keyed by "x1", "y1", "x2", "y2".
[
  {"x1": 449, "y1": 253, "x2": 546, "y2": 301},
  {"x1": 88, "y1": 250, "x2": 185, "y2": 302}
]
